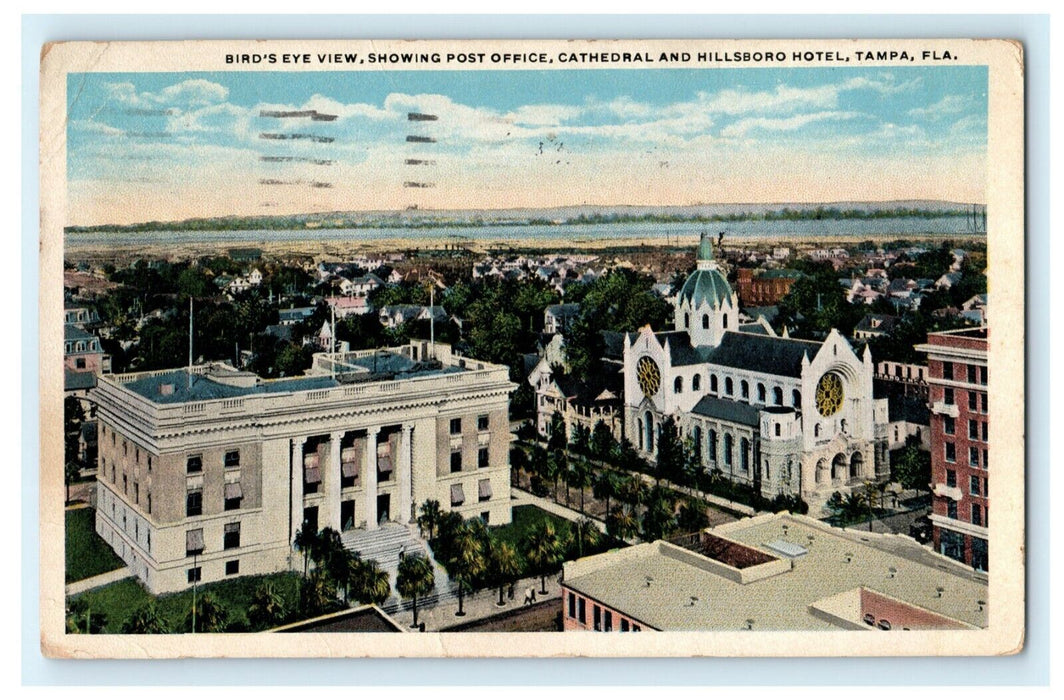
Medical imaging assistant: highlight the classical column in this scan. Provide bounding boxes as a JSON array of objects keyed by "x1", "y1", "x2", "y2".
[
  {"x1": 323, "y1": 431, "x2": 343, "y2": 532},
  {"x1": 398, "y1": 424, "x2": 413, "y2": 524},
  {"x1": 289, "y1": 437, "x2": 307, "y2": 562},
  {"x1": 363, "y1": 427, "x2": 380, "y2": 530}
]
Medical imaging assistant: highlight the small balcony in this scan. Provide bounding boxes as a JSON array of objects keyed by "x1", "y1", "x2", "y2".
[{"x1": 930, "y1": 401, "x2": 959, "y2": 418}]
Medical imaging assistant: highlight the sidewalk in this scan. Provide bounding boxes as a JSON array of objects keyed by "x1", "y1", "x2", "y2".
[
  {"x1": 389, "y1": 572, "x2": 561, "y2": 632},
  {"x1": 66, "y1": 566, "x2": 131, "y2": 597},
  {"x1": 511, "y1": 489, "x2": 607, "y2": 533}
]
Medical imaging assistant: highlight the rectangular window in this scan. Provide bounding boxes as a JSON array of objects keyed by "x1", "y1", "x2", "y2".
[
  {"x1": 972, "y1": 504, "x2": 983, "y2": 526},
  {"x1": 943, "y1": 387, "x2": 954, "y2": 405},
  {"x1": 134, "y1": 483, "x2": 139, "y2": 505},
  {"x1": 224, "y1": 522, "x2": 241, "y2": 550},
  {"x1": 578, "y1": 598, "x2": 586, "y2": 624},
  {"x1": 968, "y1": 392, "x2": 978, "y2": 411},
  {"x1": 224, "y1": 482, "x2": 243, "y2": 511},
  {"x1": 568, "y1": 592, "x2": 576, "y2": 618},
  {"x1": 450, "y1": 418, "x2": 462, "y2": 435},
  {"x1": 980, "y1": 366, "x2": 988, "y2": 385},
  {"x1": 969, "y1": 419, "x2": 979, "y2": 440},
  {"x1": 947, "y1": 500, "x2": 958, "y2": 520},
  {"x1": 187, "y1": 567, "x2": 202, "y2": 583},
  {"x1": 983, "y1": 449, "x2": 989, "y2": 469},
  {"x1": 75, "y1": 357, "x2": 86, "y2": 369},
  {"x1": 967, "y1": 364, "x2": 978, "y2": 383},
  {"x1": 633, "y1": 624, "x2": 641, "y2": 632},
  {"x1": 147, "y1": 456, "x2": 152, "y2": 472},
  {"x1": 942, "y1": 362, "x2": 953, "y2": 380},
  {"x1": 478, "y1": 447, "x2": 490, "y2": 469},
  {"x1": 970, "y1": 475, "x2": 980, "y2": 495},
  {"x1": 945, "y1": 442, "x2": 956, "y2": 463},
  {"x1": 969, "y1": 446, "x2": 980, "y2": 467},
  {"x1": 621, "y1": 618, "x2": 629, "y2": 632},
  {"x1": 122, "y1": 475, "x2": 128, "y2": 494},
  {"x1": 187, "y1": 455, "x2": 202, "y2": 474},
  {"x1": 186, "y1": 490, "x2": 203, "y2": 517},
  {"x1": 224, "y1": 450, "x2": 240, "y2": 468},
  {"x1": 604, "y1": 610, "x2": 613, "y2": 632},
  {"x1": 946, "y1": 469, "x2": 956, "y2": 488},
  {"x1": 450, "y1": 451, "x2": 462, "y2": 473},
  {"x1": 943, "y1": 416, "x2": 955, "y2": 435},
  {"x1": 982, "y1": 422, "x2": 988, "y2": 442},
  {"x1": 593, "y1": 605, "x2": 601, "y2": 631},
  {"x1": 982, "y1": 393, "x2": 988, "y2": 413},
  {"x1": 477, "y1": 415, "x2": 489, "y2": 431},
  {"x1": 147, "y1": 494, "x2": 152, "y2": 514},
  {"x1": 225, "y1": 560, "x2": 239, "y2": 576}
]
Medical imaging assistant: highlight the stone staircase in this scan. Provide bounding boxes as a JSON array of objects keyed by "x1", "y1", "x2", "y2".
[{"x1": 341, "y1": 523, "x2": 454, "y2": 610}]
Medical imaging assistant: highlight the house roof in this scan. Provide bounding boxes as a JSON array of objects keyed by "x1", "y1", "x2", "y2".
[
  {"x1": 705, "y1": 332, "x2": 820, "y2": 378},
  {"x1": 690, "y1": 395, "x2": 761, "y2": 427}
]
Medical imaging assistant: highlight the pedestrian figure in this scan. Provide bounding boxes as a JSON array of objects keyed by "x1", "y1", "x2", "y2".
[
  {"x1": 398, "y1": 545, "x2": 406, "y2": 560},
  {"x1": 508, "y1": 582, "x2": 515, "y2": 600},
  {"x1": 523, "y1": 587, "x2": 535, "y2": 605}
]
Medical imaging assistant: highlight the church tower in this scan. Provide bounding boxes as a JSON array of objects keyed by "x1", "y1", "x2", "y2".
[{"x1": 674, "y1": 233, "x2": 738, "y2": 348}]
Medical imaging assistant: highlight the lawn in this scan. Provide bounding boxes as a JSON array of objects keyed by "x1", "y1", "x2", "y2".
[
  {"x1": 490, "y1": 504, "x2": 624, "y2": 577},
  {"x1": 66, "y1": 508, "x2": 125, "y2": 583},
  {"x1": 68, "y1": 571, "x2": 303, "y2": 634}
]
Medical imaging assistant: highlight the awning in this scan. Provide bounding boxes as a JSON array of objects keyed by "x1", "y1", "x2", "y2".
[
  {"x1": 478, "y1": 479, "x2": 493, "y2": 500},
  {"x1": 303, "y1": 453, "x2": 320, "y2": 469},
  {"x1": 224, "y1": 482, "x2": 243, "y2": 500},
  {"x1": 304, "y1": 466, "x2": 321, "y2": 484},
  {"x1": 450, "y1": 483, "x2": 465, "y2": 506},
  {"x1": 341, "y1": 447, "x2": 361, "y2": 464},
  {"x1": 186, "y1": 529, "x2": 204, "y2": 554},
  {"x1": 341, "y1": 461, "x2": 359, "y2": 479},
  {"x1": 378, "y1": 454, "x2": 393, "y2": 473},
  {"x1": 224, "y1": 522, "x2": 240, "y2": 534}
]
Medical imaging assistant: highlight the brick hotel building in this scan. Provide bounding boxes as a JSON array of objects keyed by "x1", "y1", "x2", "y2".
[{"x1": 916, "y1": 328, "x2": 989, "y2": 571}]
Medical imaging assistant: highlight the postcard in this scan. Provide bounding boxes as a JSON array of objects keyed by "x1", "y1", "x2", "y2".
[{"x1": 40, "y1": 38, "x2": 1024, "y2": 658}]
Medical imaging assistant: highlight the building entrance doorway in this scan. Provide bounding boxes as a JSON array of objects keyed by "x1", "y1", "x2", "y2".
[
  {"x1": 377, "y1": 494, "x2": 390, "y2": 524},
  {"x1": 340, "y1": 500, "x2": 355, "y2": 531}
]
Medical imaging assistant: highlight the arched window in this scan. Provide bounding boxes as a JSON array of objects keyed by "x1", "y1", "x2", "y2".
[
  {"x1": 740, "y1": 438, "x2": 750, "y2": 472},
  {"x1": 644, "y1": 412, "x2": 655, "y2": 453},
  {"x1": 674, "y1": 376, "x2": 683, "y2": 394},
  {"x1": 725, "y1": 377, "x2": 734, "y2": 395},
  {"x1": 840, "y1": 419, "x2": 848, "y2": 434},
  {"x1": 724, "y1": 434, "x2": 734, "y2": 466},
  {"x1": 757, "y1": 383, "x2": 766, "y2": 403},
  {"x1": 792, "y1": 389, "x2": 801, "y2": 407},
  {"x1": 710, "y1": 374, "x2": 718, "y2": 393},
  {"x1": 692, "y1": 374, "x2": 701, "y2": 391},
  {"x1": 708, "y1": 429, "x2": 717, "y2": 461},
  {"x1": 774, "y1": 423, "x2": 781, "y2": 437},
  {"x1": 723, "y1": 313, "x2": 729, "y2": 329},
  {"x1": 637, "y1": 419, "x2": 644, "y2": 450},
  {"x1": 764, "y1": 460, "x2": 770, "y2": 480},
  {"x1": 740, "y1": 380, "x2": 750, "y2": 399},
  {"x1": 814, "y1": 423, "x2": 821, "y2": 438},
  {"x1": 772, "y1": 387, "x2": 783, "y2": 405},
  {"x1": 702, "y1": 314, "x2": 709, "y2": 329},
  {"x1": 684, "y1": 312, "x2": 690, "y2": 329},
  {"x1": 692, "y1": 426, "x2": 702, "y2": 460}
]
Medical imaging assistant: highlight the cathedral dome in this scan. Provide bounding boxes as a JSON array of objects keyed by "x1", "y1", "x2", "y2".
[{"x1": 678, "y1": 234, "x2": 733, "y2": 309}]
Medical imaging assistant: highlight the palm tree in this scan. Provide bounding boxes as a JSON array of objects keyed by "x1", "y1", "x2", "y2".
[
  {"x1": 247, "y1": 582, "x2": 288, "y2": 630},
  {"x1": 571, "y1": 517, "x2": 602, "y2": 558},
  {"x1": 293, "y1": 526, "x2": 321, "y2": 579},
  {"x1": 397, "y1": 553, "x2": 435, "y2": 628},
  {"x1": 488, "y1": 538, "x2": 521, "y2": 606},
  {"x1": 314, "y1": 527, "x2": 350, "y2": 594},
  {"x1": 186, "y1": 593, "x2": 229, "y2": 633},
  {"x1": 570, "y1": 459, "x2": 592, "y2": 513},
  {"x1": 300, "y1": 568, "x2": 340, "y2": 617},
  {"x1": 524, "y1": 520, "x2": 566, "y2": 594},
  {"x1": 593, "y1": 470, "x2": 619, "y2": 518},
  {"x1": 417, "y1": 499, "x2": 443, "y2": 540},
  {"x1": 349, "y1": 558, "x2": 391, "y2": 606},
  {"x1": 121, "y1": 602, "x2": 170, "y2": 634},
  {"x1": 618, "y1": 475, "x2": 647, "y2": 515},
  {"x1": 450, "y1": 522, "x2": 487, "y2": 616},
  {"x1": 606, "y1": 506, "x2": 639, "y2": 541}
]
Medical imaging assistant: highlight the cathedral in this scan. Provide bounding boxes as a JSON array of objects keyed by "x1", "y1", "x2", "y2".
[{"x1": 622, "y1": 234, "x2": 889, "y2": 511}]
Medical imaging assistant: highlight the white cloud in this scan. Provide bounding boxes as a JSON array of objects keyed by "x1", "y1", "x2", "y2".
[
  {"x1": 909, "y1": 95, "x2": 969, "y2": 119},
  {"x1": 721, "y1": 111, "x2": 864, "y2": 138}
]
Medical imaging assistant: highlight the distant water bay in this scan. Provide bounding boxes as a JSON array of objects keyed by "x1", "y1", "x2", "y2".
[{"x1": 65, "y1": 217, "x2": 978, "y2": 249}]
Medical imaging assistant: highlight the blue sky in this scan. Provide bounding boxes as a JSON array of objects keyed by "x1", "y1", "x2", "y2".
[{"x1": 66, "y1": 66, "x2": 987, "y2": 225}]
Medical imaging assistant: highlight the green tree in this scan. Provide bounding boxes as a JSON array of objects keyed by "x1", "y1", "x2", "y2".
[
  {"x1": 654, "y1": 416, "x2": 685, "y2": 484},
  {"x1": 417, "y1": 499, "x2": 443, "y2": 539},
  {"x1": 571, "y1": 517, "x2": 602, "y2": 558},
  {"x1": 65, "y1": 460, "x2": 81, "y2": 504},
  {"x1": 185, "y1": 593, "x2": 229, "y2": 633},
  {"x1": 397, "y1": 553, "x2": 436, "y2": 628},
  {"x1": 487, "y1": 538, "x2": 522, "y2": 607},
  {"x1": 247, "y1": 582, "x2": 288, "y2": 630},
  {"x1": 292, "y1": 526, "x2": 321, "y2": 579},
  {"x1": 590, "y1": 420, "x2": 617, "y2": 461},
  {"x1": 641, "y1": 487, "x2": 678, "y2": 541},
  {"x1": 593, "y1": 469, "x2": 620, "y2": 518},
  {"x1": 66, "y1": 599, "x2": 107, "y2": 634},
  {"x1": 677, "y1": 501, "x2": 710, "y2": 534},
  {"x1": 524, "y1": 521, "x2": 566, "y2": 594},
  {"x1": 121, "y1": 602, "x2": 170, "y2": 634},
  {"x1": 349, "y1": 558, "x2": 391, "y2": 606},
  {"x1": 450, "y1": 522, "x2": 487, "y2": 616},
  {"x1": 300, "y1": 568, "x2": 340, "y2": 617},
  {"x1": 606, "y1": 506, "x2": 639, "y2": 541},
  {"x1": 892, "y1": 437, "x2": 932, "y2": 491},
  {"x1": 569, "y1": 458, "x2": 592, "y2": 513},
  {"x1": 547, "y1": 411, "x2": 567, "y2": 452}
]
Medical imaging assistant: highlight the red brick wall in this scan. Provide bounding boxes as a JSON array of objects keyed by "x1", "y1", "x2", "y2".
[
  {"x1": 859, "y1": 588, "x2": 967, "y2": 630},
  {"x1": 560, "y1": 586, "x2": 648, "y2": 632}
]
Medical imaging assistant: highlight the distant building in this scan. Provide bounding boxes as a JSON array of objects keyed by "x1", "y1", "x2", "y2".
[
  {"x1": 853, "y1": 314, "x2": 900, "y2": 340},
  {"x1": 915, "y1": 328, "x2": 989, "y2": 572},
  {"x1": 561, "y1": 512, "x2": 987, "y2": 631},
  {"x1": 734, "y1": 268, "x2": 801, "y2": 306},
  {"x1": 543, "y1": 303, "x2": 581, "y2": 335}
]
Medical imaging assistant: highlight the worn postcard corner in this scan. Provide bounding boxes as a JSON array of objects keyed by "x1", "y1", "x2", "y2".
[{"x1": 40, "y1": 37, "x2": 1023, "y2": 659}]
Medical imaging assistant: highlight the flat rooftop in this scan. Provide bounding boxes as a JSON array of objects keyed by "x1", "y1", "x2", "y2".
[
  {"x1": 119, "y1": 350, "x2": 465, "y2": 405},
  {"x1": 563, "y1": 513, "x2": 988, "y2": 632}
]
